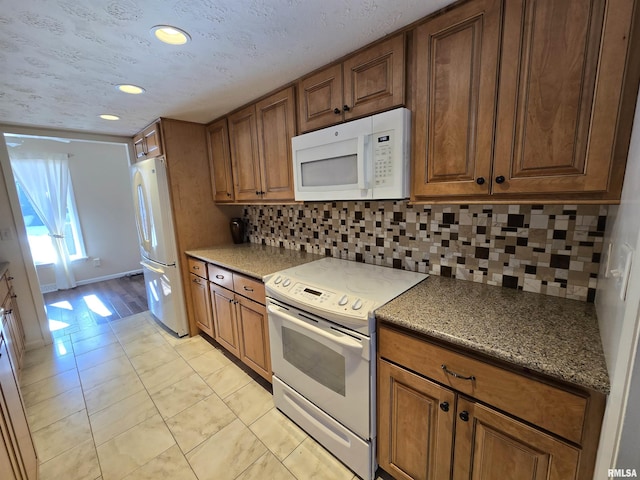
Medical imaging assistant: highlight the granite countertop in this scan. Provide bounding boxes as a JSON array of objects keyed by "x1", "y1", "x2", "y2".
[
  {"x1": 186, "y1": 243, "x2": 322, "y2": 280},
  {"x1": 376, "y1": 275, "x2": 610, "y2": 394}
]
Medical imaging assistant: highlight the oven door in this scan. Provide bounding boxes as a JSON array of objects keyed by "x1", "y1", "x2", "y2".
[{"x1": 267, "y1": 299, "x2": 371, "y2": 439}]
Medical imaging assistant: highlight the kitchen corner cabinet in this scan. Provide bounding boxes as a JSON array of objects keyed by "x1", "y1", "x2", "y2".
[
  {"x1": 377, "y1": 324, "x2": 605, "y2": 480},
  {"x1": 227, "y1": 86, "x2": 296, "y2": 202},
  {"x1": 207, "y1": 264, "x2": 272, "y2": 381},
  {"x1": 1, "y1": 312, "x2": 38, "y2": 480},
  {"x1": 412, "y1": 0, "x2": 639, "y2": 203},
  {"x1": 298, "y1": 33, "x2": 405, "y2": 132},
  {"x1": 207, "y1": 118, "x2": 234, "y2": 203},
  {"x1": 133, "y1": 121, "x2": 163, "y2": 161},
  {"x1": 187, "y1": 259, "x2": 214, "y2": 337}
]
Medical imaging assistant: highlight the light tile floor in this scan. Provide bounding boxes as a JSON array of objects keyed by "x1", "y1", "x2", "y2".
[{"x1": 19, "y1": 311, "x2": 381, "y2": 480}]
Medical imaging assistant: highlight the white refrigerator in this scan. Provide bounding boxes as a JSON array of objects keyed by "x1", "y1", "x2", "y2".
[{"x1": 131, "y1": 156, "x2": 189, "y2": 336}]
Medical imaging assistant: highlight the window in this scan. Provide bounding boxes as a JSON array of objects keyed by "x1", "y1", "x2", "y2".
[{"x1": 15, "y1": 181, "x2": 86, "y2": 265}]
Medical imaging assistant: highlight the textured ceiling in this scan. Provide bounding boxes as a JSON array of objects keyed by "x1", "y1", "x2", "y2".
[{"x1": 0, "y1": 0, "x2": 455, "y2": 137}]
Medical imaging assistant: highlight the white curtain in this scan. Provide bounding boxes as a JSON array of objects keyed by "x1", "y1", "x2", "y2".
[{"x1": 10, "y1": 153, "x2": 77, "y2": 290}]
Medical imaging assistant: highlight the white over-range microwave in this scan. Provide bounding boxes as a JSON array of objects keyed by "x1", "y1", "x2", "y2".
[{"x1": 292, "y1": 107, "x2": 410, "y2": 201}]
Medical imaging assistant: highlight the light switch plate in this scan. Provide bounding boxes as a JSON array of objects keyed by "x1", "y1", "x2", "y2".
[{"x1": 618, "y1": 243, "x2": 633, "y2": 301}]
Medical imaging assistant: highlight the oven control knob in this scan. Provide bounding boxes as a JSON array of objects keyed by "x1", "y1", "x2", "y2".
[
  {"x1": 282, "y1": 279, "x2": 291, "y2": 287},
  {"x1": 352, "y1": 299, "x2": 363, "y2": 310},
  {"x1": 338, "y1": 295, "x2": 349, "y2": 306},
  {"x1": 274, "y1": 275, "x2": 282, "y2": 285}
]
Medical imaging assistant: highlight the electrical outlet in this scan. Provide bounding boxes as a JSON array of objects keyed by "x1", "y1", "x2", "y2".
[{"x1": 93, "y1": 257, "x2": 101, "y2": 267}]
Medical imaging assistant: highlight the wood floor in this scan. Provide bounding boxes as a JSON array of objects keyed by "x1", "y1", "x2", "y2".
[{"x1": 42, "y1": 273, "x2": 148, "y2": 338}]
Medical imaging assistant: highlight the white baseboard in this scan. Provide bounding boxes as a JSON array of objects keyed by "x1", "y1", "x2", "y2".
[{"x1": 41, "y1": 269, "x2": 143, "y2": 293}]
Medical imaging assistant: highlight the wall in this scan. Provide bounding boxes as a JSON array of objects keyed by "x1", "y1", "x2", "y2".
[
  {"x1": 593, "y1": 91, "x2": 640, "y2": 475},
  {"x1": 5, "y1": 137, "x2": 141, "y2": 289},
  {"x1": 245, "y1": 202, "x2": 607, "y2": 302}
]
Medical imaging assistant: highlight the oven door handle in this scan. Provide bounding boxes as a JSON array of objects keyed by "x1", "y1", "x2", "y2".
[{"x1": 267, "y1": 305, "x2": 364, "y2": 352}]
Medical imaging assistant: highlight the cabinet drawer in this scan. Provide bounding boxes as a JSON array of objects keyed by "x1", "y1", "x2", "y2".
[
  {"x1": 207, "y1": 264, "x2": 234, "y2": 289},
  {"x1": 233, "y1": 274, "x2": 265, "y2": 305},
  {"x1": 378, "y1": 325, "x2": 587, "y2": 444},
  {"x1": 188, "y1": 258, "x2": 207, "y2": 279}
]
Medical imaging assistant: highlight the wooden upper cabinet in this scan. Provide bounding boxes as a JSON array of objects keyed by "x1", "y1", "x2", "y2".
[
  {"x1": 492, "y1": 0, "x2": 615, "y2": 196},
  {"x1": 224, "y1": 86, "x2": 297, "y2": 203},
  {"x1": 229, "y1": 105, "x2": 262, "y2": 201},
  {"x1": 412, "y1": 0, "x2": 638, "y2": 202},
  {"x1": 412, "y1": 0, "x2": 501, "y2": 198},
  {"x1": 206, "y1": 118, "x2": 234, "y2": 202},
  {"x1": 298, "y1": 64, "x2": 343, "y2": 132},
  {"x1": 343, "y1": 33, "x2": 405, "y2": 121},
  {"x1": 298, "y1": 33, "x2": 405, "y2": 132},
  {"x1": 256, "y1": 86, "x2": 296, "y2": 201},
  {"x1": 133, "y1": 121, "x2": 163, "y2": 160}
]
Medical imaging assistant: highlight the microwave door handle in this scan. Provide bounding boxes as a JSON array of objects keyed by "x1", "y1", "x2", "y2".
[
  {"x1": 267, "y1": 305, "x2": 363, "y2": 352},
  {"x1": 357, "y1": 134, "x2": 368, "y2": 190}
]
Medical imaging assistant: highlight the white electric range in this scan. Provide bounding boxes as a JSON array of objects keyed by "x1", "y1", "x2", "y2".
[{"x1": 265, "y1": 257, "x2": 427, "y2": 480}]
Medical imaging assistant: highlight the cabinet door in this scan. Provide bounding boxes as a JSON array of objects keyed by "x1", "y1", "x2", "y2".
[
  {"x1": 189, "y1": 274, "x2": 214, "y2": 337},
  {"x1": 343, "y1": 33, "x2": 405, "y2": 121},
  {"x1": 378, "y1": 359, "x2": 455, "y2": 480},
  {"x1": 412, "y1": 0, "x2": 501, "y2": 198},
  {"x1": 229, "y1": 105, "x2": 262, "y2": 201},
  {"x1": 256, "y1": 87, "x2": 296, "y2": 201},
  {"x1": 0, "y1": 337, "x2": 38, "y2": 480},
  {"x1": 236, "y1": 295, "x2": 271, "y2": 382},
  {"x1": 492, "y1": 0, "x2": 625, "y2": 196},
  {"x1": 452, "y1": 397, "x2": 579, "y2": 480},
  {"x1": 133, "y1": 134, "x2": 146, "y2": 159},
  {"x1": 142, "y1": 122, "x2": 162, "y2": 158},
  {"x1": 207, "y1": 118, "x2": 235, "y2": 202},
  {"x1": 210, "y1": 284, "x2": 240, "y2": 357},
  {"x1": 298, "y1": 64, "x2": 343, "y2": 132}
]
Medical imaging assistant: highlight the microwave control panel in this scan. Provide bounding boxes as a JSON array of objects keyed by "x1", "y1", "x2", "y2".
[{"x1": 373, "y1": 130, "x2": 394, "y2": 187}]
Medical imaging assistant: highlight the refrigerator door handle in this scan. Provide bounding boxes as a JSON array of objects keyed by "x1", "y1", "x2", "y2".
[{"x1": 141, "y1": 260, "x2": 164, "y2": 275}]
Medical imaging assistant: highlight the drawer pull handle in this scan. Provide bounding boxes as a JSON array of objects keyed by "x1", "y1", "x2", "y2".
[
  {"x1": 439, "y1": 402, "x2": 449, "y2": 412},
  {"x1": 216, "y1": 275, "x2": 224, "y2": 279},
  {"x1": 243, "y1": 286, "x2": 254, "y2": 292},
  {"x1": 459, "y1": 411, "x2": 470, "y2": 422},
  {"x1": 441, "y1": 364, "x2": 476, "y2": 381},
  {"x1": 193, "y1": 266, "x2": 200, "y2": 270}
]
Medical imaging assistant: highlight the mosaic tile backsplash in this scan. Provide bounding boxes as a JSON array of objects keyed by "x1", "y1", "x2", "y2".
[{"x1": 243, "y1": 202, "x2": 608, "y2": 302}]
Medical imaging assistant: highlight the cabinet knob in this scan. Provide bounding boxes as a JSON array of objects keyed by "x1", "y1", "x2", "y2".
[
  {"x1": 334, "y1": 107, "x2": 341, "y2": 115},
  {"x1": 255, "y1": 190, "x2": 260, "y2": 195},
  {"x1": 495, "y1": 175, "x2": 506, "y2": 184},
  {"x1": 7, "y1": 276, "x2": 14, "y2": 281},
  {"x1": 459, "y1": 411, "x2": 470, "y2": 422},
  {"x1": 227, "y1": 193, "x2": 231, "y2": 197},
  {"x1": 343, "y1": 105, "x2": 350, "y2": 112},
  {"x1": 439, "y1": 402, "x2": 450, "y2": 412},
  {"x1": 476, "y1": 177, "x2": 485, "y2": 185}
]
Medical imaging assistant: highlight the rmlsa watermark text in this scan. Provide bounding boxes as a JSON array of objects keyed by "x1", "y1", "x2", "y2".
[{"x1": 609, "y1": 469, "x2": 638, "y2": 478}]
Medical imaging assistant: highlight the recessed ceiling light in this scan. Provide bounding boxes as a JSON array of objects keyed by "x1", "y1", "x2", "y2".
[
  {"x1": 99, "y1": 114, "x2": 120, "y2": 121},
  {"x1": 116, "y1": 84, "x2": 145, "y2": 94},
  {"x1": 150, "y1": 25, "x2": 191, "y2": 45}
]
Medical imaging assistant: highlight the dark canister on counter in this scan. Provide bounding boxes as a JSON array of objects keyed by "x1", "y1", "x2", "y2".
[{"x1": 230, "y1": 218, "x2": 245, "y2": 244}]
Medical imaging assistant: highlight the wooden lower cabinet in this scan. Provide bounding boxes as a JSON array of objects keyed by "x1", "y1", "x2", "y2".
[
  {"x1": 377, "y1": 324, "x2": 601, "y2": 480},
  {"x1": 209, "y1": 278, "x2": 272, "y2": 382},
  {"x1": 453, "y1": 398, "x2": 579, "y2": 480},
  {"x1": 378, "y1": 359, "x2": 454, "y2": 480},
  {"x1": 236, "y1": 295, "x2": 271, "y2": 381},
  {"x1": 0, "y1": 328, "x2": 38, "y2": 480},
  {"x1": 188, "y1": 273, "x2": 214, "y2": 337},
  {"x1": 210, "y1": 283, "x2": 241, "y2": 357}
]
